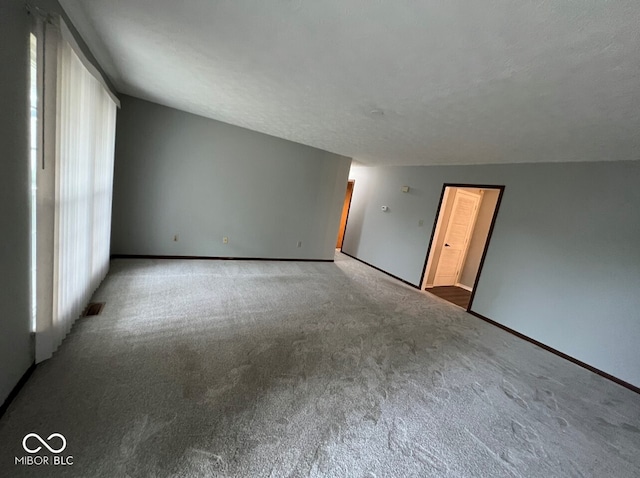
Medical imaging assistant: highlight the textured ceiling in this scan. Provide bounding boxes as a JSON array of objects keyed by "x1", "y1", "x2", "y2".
[{"x1": 60, "y1": 0, "x2": 640, "y2": 166}]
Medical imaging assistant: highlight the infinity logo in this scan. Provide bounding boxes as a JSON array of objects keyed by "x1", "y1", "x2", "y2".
[{"x1": 22, "y1": 433, "x2": 67, "y2": 454}]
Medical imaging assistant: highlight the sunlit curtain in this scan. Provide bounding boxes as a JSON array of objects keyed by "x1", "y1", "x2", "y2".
[{"x1": 36, "y1": 16, "x2": 118, "y2": 361}]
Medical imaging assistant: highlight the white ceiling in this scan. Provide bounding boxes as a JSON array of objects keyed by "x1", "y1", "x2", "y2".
[{"x1": 60, "y1": 0, "x2": 640, "y2": 166}]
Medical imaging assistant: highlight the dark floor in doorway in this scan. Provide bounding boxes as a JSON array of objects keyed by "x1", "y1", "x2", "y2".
[{"x1": 426, "y1": 286, "x2": 471, "y2": 309}]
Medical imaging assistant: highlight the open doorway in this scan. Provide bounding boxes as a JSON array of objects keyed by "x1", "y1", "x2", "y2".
[
  {"x1": 336, "y1": 180, "x2": 355, "y2": 249},
  {"x1": 421, "y1": 184, "x2": 504, "y2": 310}
]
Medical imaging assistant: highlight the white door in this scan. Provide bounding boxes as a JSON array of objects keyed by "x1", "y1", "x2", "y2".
[{"x1": 433, "y1": 190, "x2": 481, "y2": 286}]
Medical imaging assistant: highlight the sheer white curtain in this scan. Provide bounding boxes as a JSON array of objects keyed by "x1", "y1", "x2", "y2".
[{"x1": 36, "y1": 17, "x2": 118, "y2": 361}]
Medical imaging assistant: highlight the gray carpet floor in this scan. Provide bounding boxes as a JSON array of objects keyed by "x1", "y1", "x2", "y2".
[{"x1": 1, "y1": 252, "x2": 639, "y2": 477}]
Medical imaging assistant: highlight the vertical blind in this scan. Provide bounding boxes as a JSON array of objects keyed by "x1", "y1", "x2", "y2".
[{"x1": 39, "y1": 22, "x2": 117, "y2": 358}]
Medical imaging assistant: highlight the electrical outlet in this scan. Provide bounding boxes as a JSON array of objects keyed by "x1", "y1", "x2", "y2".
[
  {"x1": 223, "y1": 236, "x2": 228, "y2": 244},
  {"x1": 297, "y1": 241, "x2": 302, "y2": 248},
  {"x1": 173, "y1": 234, "x2": 179, "y2": 242}
]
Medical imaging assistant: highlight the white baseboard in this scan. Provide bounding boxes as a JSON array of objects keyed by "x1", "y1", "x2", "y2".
[
  {"x1": 455, "y1": 282, "x2": 473, "y2": 292},
  {"x1": 426, "y1": 282, "x2": 473, "y2": 291}
]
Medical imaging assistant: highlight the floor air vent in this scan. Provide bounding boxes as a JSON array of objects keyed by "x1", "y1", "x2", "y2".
[{"x1": 83, "y1": 302, "x2": 105, "y2": 317}]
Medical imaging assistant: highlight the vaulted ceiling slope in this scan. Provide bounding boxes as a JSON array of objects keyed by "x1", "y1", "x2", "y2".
[{"x1": 60, "y1": 0, "x2": 640, "y2": 166}]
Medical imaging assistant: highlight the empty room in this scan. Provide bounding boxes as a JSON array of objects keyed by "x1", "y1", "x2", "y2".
[{"x1": 1, "y1": 1, "x2": 639, "y2": 477}]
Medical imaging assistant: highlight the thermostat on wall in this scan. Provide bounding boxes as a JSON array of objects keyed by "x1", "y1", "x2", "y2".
[{"x1": 381, "y1": 206, "x2": 388, "y2": 212}]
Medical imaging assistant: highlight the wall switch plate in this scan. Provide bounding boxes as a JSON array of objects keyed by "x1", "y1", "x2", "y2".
[
  {"x1": 297, "y1": 241, "x2": 302, "y2": 248},
  {"x1": 381, "y1": 206, "x2": 388, "y2": 212},
  {"x1": 402, "y1": 186, "x2": 410, "y2": 193},
  {"x1": 223, "y1": 236, "x2": 228, "y2": 244}
]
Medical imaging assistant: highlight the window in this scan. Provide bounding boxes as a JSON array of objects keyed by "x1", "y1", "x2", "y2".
[{"x1": 31, "y1": 15, "x2": 120, "y2": 361}]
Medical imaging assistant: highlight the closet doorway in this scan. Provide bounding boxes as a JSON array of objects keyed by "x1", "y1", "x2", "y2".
[{"x1": 421, "y1": 184, "x2": 504, "y2": 310}]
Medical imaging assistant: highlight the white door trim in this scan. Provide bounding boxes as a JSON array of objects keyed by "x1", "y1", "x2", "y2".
[
  {"x1": 422, "y1": 187, "x2": 451, "y2": 289},
  {"x1": 454, "y1": 190, "x2": 483, "y2": 284},
  {"x1": 433, "y1": 189, "x2": 481, "y2": 286}
]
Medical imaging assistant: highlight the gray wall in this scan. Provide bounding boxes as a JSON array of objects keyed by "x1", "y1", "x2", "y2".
[
  {"x1": 343, "y1": 161, "x2": 640, "y2": 387},
  {"x1": 112, "y1": 96, "x2": 351, "y2": 260},
  {"x1": 0, "y1": 0, "x2": 33, "y2": 404}
]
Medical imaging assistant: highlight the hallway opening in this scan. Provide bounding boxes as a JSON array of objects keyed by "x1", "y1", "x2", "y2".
[{"x1": 421, "y1": 184, "x2": 504, "y2": 310}]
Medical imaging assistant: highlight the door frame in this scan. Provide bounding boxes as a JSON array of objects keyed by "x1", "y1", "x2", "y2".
[
  {"x1": 419, "y1": 183, "x2": 506, "y2": 311},
  {"x1": 337, "y1": 180, "x2": 355, "y2": 250},
  {"x1": 432, "y1": 189, "x2": 482, "y2": 287}
]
